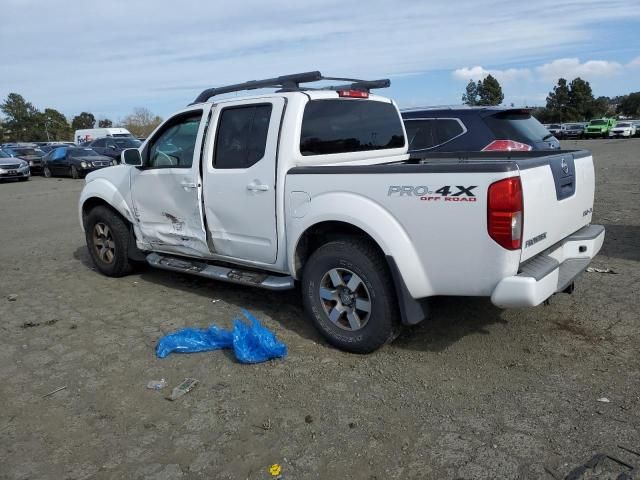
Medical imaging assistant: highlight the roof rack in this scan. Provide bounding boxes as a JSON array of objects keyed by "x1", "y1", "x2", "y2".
[{"x1": 191, "y1": 71, "x2": 391, "y2": 104}]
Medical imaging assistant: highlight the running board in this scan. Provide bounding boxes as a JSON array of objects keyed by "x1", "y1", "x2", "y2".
[{"x1": 146, "y1": 253, "x2": 295, "y2": 291}]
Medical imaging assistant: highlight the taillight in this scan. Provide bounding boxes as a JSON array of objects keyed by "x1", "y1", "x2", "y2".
[
  {"x1": 482, "y1": 139, "x2": 532, "y2": 152},
  {"x1": 337, "y1": 90, "x2": 369, "y2": 98},
  {"x1": 487, "y1": 177, "x2": 523, "y2": 250}
]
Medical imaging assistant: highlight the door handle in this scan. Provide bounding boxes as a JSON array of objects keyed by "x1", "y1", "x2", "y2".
[
  {"x1": 246, "y1": 182, "x2": 270, "y2": 192},
  {"x1": 180, "y1": 181, "x2": 198, "y2": 189}
]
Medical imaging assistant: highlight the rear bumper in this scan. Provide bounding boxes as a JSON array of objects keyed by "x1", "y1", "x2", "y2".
[{"x1": 491, "y1": 224, "x2": 605, "y2": 308}]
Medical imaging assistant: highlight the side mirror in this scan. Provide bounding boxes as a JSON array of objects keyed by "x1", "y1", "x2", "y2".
[
  {"x1": 122, "y1": 148, "x2": 143, "y2": 166},
  {"x1": 109, "y1": 145, "x2": 117, "y2": 150}
]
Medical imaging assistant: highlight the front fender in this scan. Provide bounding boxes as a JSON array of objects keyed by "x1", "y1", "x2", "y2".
[
  {"x1": 287, "y1": 191, "x2": 433, "y2": 298},
  {"x1": 78, "y1": 175, "x2": 135, "y2": 232}
]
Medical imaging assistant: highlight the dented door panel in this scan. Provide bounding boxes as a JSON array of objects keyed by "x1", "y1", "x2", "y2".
[{"x1": 130, "y1": 107, "x2": 212, "y2": 257}]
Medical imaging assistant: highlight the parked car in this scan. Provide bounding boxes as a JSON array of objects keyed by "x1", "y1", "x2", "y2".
[
  {"x1": 2, "y1": 145, "x2": 45, "y2": 173},
  {"x1": 0, "y1": 149, "x2": 30, "y2": 181},
  {"x1": 634, "y1": 121, "x2": 640, "y2": 137},
  {"x1": 609, "y1": 121, "x2": 637, "y2": 138},
  {"x1": 402, "y1": 107, "x2": 560, "y2": 152},
  {"x1": 42, "y1": 146, "x2": 116, "y2": 179},
  {"x1": 78, "y1": 71, "x2": 604, "y2": 353},
  {"x1": 561, "y1": 123, "x2": 586, "y2": 139},
  {"x1": 584, "y1": 118, "x2": 616, "y2": 138},
  {"x1": 74, "y1": 127, "x2": 134, "y2": 145},
  {"x1": 545, "y1": 123, "x2": 564, "y2": 138},
  {"x1": 84, "y1": 137, "x2": 142, "y2": 161}
]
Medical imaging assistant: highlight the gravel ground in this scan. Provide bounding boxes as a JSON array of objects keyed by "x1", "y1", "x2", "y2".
[{"x1": 0, "y1": 139, "x2": 638, "y2": 480}]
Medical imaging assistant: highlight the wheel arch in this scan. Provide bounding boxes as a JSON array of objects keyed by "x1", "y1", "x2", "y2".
[{"x1": 78, "y1": 178, "x2": 135, "y2": 233}]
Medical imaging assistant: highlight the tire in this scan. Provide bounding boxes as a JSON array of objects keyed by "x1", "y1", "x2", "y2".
[
  {"x1": 71, "y1": 165, "x2": 79, "y2": 179},
  {"x1": 43, "y1": 166, "x2": 52, "y2": 178},
  {"x1": 301, "y1": 238, "x2": 400, "y2": 353},
  {"x1": 84, "y1": 206, "x2": 132, "y2": 277}
]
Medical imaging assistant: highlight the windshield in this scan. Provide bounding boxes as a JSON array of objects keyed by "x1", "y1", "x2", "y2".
[
  {"x1": 615, "y1": 123, "x2": 630, "y2": 128},
  {"x1": 549, "y1": 124, "x2": 561, "y2": 129},
  {"x1": 0, "y1": 150, "x2": 10, "y2": 158},
  {"x1": 589, "y1": 119, "x2": 606, "y2": 126},
  {"x1": 566, "y1": 124, "x2": 583, "y2": 129},
  {"x1": 113, "y1": 138, "x2": 141, "y2": 148},
  {"x1": 484, "y1": 111, "x2": 550, "y2": 143},
  {"x1": 70, "y1": 148, "x2": 100, "y2": 157}
]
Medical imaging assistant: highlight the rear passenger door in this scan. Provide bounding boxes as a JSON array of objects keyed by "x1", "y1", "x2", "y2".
[{"x1": 203, "y1": 97, "x2": 284, "y2": 264}]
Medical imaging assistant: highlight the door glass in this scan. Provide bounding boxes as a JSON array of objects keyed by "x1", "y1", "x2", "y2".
[
  {"x1": 214, "y1": 104, "x2": 272, "y2": 169},
  {"x1": 148, "y1": 113, "x2": 202, "y2": 168}
]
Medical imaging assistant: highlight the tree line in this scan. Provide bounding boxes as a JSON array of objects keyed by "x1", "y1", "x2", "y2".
[
  {"x1": 461, "y1": 75, "x2": 640, "y2": 123},
  {"x1": 0, "y1": 93, "x2": 163, "y2": 142}
]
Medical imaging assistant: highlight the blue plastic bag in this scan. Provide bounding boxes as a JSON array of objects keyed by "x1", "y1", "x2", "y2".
[
  {"x1": 156, "y1": 324, "x2": 233, "y2": 358},
  {"x1": 155, "y1": 310, "x2": 287, "y2": 363},
  {"x1": 232, "y1": 310, "x2": 288, "y2": 364}
]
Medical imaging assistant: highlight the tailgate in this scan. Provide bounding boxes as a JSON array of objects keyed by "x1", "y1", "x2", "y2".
[{"x1": 518, "y1": 151, "x2": 595, "y2": 261}]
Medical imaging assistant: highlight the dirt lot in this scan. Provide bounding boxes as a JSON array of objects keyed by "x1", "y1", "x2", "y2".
[{"x1": 1, "y1": 139, "x2": 638, "y2": 479}]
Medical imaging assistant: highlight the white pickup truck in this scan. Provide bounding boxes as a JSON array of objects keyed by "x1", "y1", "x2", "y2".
[{"x1": 78, "y1": 72, "x2": 605, "y2": 353}]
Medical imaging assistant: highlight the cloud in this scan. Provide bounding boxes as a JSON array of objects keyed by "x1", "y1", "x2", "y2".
[
  {"x1": 453, "y1": 66, "x2": 531, "y2": 83},
  {"x1": 627, "y1": 57, "x2": 640, "y2": 69},
  {"x1": 535, "y1": 58, "x2": 623, "y2": 81}
]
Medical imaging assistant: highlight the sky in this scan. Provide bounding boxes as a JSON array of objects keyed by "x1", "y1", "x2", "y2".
[{"x1": 1, "y1": 0, "x2": 639, "y2": 122}]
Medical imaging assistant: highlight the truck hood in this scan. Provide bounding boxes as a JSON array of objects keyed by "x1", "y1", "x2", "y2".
[{"x1": 85, "y1": 164, "x2": 131, "y2": 185}]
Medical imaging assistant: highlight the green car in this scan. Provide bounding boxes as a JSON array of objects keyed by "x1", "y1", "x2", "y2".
[{"x1": 584, "y1": 118, "x2": 616, "y2": 138}]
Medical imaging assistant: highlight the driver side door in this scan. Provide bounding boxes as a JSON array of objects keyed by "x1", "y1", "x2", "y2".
[{"x1": 130, "y1": 107, "x2": 211, "y2": 257}]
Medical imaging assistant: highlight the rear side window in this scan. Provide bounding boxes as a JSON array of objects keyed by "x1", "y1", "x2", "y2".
[
  {"x1": 435, "y1": 119, "x2": 464, "y2": 144},
  {"x1": 300, "y1": 100, "x2": 404, "y2": 156},
  {"x1": 214, "y1": 104, "x2": 272, "y2": 169},
  {"x1": 405, "y1": 119, "x2": 436, "y2": 150},
  {"x1": 484, "y1": 111, "x2": 549, "y2": 143},
  {"x1": 404, "y1": 118, "x2": 464, "y2": 150}
]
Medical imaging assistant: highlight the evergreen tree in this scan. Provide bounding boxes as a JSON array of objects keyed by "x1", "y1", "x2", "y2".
[
  {"x1": 462, "y1": 80, "x2": 479, "y2": 106},
  {"x1": 71, "y1": 112, "x2": 96, "y2": 130},
  {"x1": 477, "y1": 75, "x2": 504, "y2": 106}
]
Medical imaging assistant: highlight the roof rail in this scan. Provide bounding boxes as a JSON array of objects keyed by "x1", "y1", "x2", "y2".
[{"x1": 191, "y1": 71, "x2": 391, "y2": 104}]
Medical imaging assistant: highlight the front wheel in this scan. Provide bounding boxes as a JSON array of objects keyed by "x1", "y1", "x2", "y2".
[
  {"x1": 43, "y1": 166, "x2": 52, "y2": 178},
  {"x1": 84, "y1": 206, "x2": 132, "y2": 277},
  {"x1": 71, "y1": 165, "x2": 79, "y2": 179},
  {"x1": 301, "y1": 238, "x2": 399, "y2": 353}
]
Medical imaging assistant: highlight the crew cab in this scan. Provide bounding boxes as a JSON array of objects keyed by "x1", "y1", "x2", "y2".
[{"x1": 78, "y1": 72, "x2": 605, "y2": 353}]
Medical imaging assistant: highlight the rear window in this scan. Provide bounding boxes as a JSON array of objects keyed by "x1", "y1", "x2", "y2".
[
  {"x1": 300, "y1": 100, "x2": 404, "y2": 156},
  {"x1": 484, "y1": 111, "x2": 550, "y2": 143}
]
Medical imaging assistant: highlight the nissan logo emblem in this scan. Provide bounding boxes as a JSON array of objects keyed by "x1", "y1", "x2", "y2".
[{"x1": 561, "y1": 158, "x2": 569, "y2": 174}]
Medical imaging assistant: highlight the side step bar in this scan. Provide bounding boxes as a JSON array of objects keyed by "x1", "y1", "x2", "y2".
[{"x1": 146, "y1": 253, "x2": 295, "y2": 291}]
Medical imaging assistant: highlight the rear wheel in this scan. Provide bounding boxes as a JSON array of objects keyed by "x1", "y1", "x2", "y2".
[
  {"x1": 43, "y1": 166, "x2": 52, "y2": 178},
  {"x1": 302, "y1": 238, "x2": 399, "y2": 353},
  {"x1": 85, "y1": 206, "x2": 132, "y2": 277},
  {"x1": 71, "y1": 165, "x2": 79, "y2": 179}
]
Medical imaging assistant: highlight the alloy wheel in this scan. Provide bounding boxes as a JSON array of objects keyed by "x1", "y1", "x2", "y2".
[
  {"x1": 319, "y1": 268, "x2": 371, "y2": 331},
  {"x1": 92, "y1": 222, "x2": 116, "y2": 264}
]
